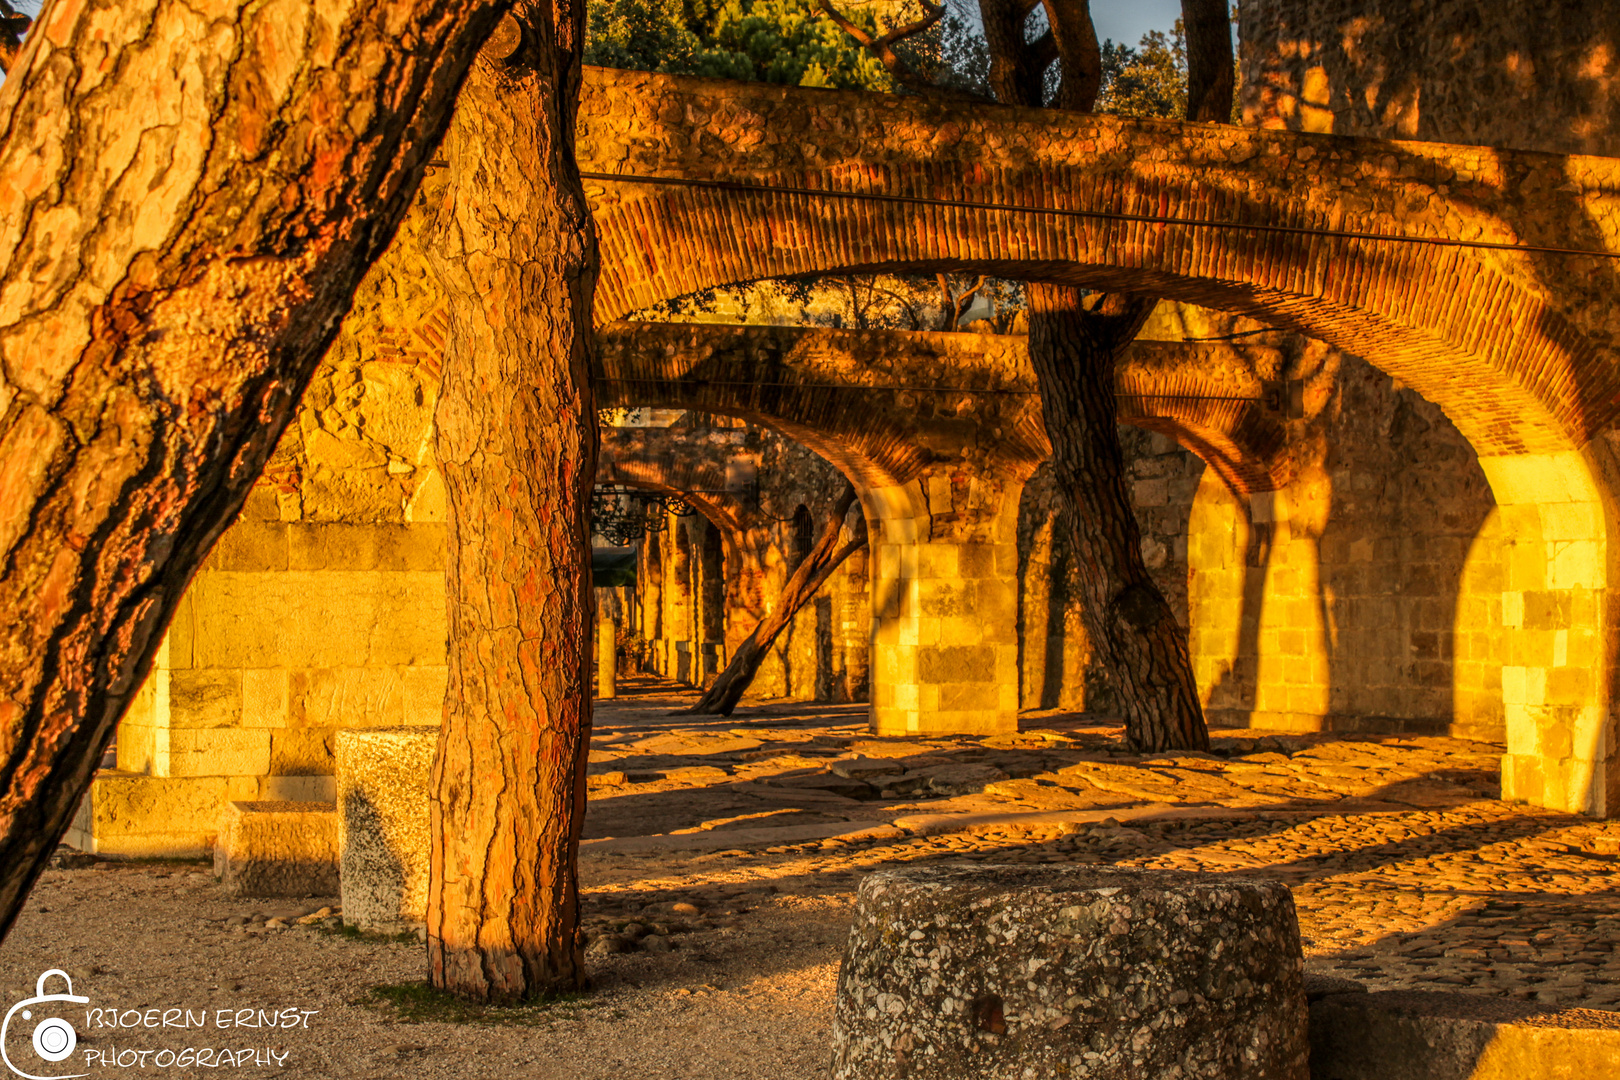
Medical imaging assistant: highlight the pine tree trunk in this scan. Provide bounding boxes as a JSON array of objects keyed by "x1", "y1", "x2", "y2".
[
  {"x1": 681, "y1": 486, "x2": 863, "y2": 716},
  {"x1": 1181, "y1": 0, "x2": 1236, "y2": 122},
  {"x1": 0, "y1": 0, "x2": 505, "y2": 944},
  {"x1": 422, "y1": 6, "x2": 598, "y2": 1001},
  {"x1": 1025, "y1": 284, "x2": 1210, "y2": 752}
]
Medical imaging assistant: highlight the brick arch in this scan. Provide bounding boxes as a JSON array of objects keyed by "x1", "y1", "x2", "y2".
[
  {"x1": 596, "y1": 430, "x2": 749, "y2": 539},
  {"x1": 579, "y1": 68, "x2": 1620, "y2": 460}
]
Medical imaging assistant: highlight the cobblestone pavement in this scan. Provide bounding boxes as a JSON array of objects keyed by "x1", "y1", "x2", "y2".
[{"x1": 579, "y1": 676, "x2": 1620, "y2": 1013}]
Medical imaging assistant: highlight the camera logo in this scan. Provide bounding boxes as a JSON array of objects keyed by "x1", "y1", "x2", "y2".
[{"x1": 2, "y1": 970, "x2": 87, "y2": 1080}]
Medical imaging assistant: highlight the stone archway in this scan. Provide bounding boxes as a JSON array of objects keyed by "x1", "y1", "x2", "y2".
[
  {"x1": 597, "y1": 320, "x2": 1293, "y2": 736},
  {"x1": 575, "y1": 69, "x2": 1620, "y2": 814}
]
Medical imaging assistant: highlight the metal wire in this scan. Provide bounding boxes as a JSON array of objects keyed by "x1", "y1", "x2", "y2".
[{"x1": 598, "y1": 375, "x2": 1262, "y2": 401}]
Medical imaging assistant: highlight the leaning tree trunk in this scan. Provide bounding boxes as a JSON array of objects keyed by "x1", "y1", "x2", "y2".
[
  {"x1": 0, "y1": 0, "x2": 507, "y2": 944},
  {"x1": 423, "y1": 5, "x2": 598, "y2": 1001},
  {"x1": 681, "y1": 485, "x2": 864, "y2": 716},
  {"x1": 1026, "y1": 284, "x2": 1210, "y2": 752}
]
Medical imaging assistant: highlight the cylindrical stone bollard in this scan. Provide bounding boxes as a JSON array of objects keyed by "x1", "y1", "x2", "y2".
[
  {"x1": 334, "y1": 727, "x2": 436, "y2": 934},
  {"x1": 831, "y1": 864, "x2": 1308, "y2": 1080},
  {"x1": 597, "y1": 616, "x2": 617, "y2": 698}
]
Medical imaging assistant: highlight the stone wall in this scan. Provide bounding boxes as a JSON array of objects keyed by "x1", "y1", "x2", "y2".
[
  {"x1": 1187, "y1": 348, "x2": 1504, "y2": 741},
  {"x1": 1240, "y1": 0, "x2": 1620, "y2": 154},
  {"x1": 610, "y1": 416, "x2": 871, "y2": 702},
  {"x1": 1013, "y1": 322, "x2": 1504, "y2": 742},
  {"x1": 78, "y1": 204, "x2": 452, "y2": 857},
  {"x1": 1017, "y1": 427, "x2": 1201, "y2": 714}
]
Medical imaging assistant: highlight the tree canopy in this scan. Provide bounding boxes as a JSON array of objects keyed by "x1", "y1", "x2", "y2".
[
  {"x1": 583, "y1": 0, "x2": 1193, "y2": 119},
  {"x1": 1097, "y1": 25, "x2": 1188, "y2": 119},
  {"x1": 584, "y1": 0, "x2": 897, "y2": 89}
]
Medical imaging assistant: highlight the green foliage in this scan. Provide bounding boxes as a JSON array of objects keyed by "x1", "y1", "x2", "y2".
[
  {"x1": 584, "y1": 0, "x2": 897, "y2": 91},
  {"x1": 1097, "y1": 23, "x2": 1189, "y2": 120}
]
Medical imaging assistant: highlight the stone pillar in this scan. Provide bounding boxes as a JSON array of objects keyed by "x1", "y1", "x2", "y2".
[
  {"x1": 1480, "y1": 452, "x2": 1617, "y2": 818},
  {"x1": 665, "y1": 515, "x2": 694, "y2": 682},
  {"x1": 863, "y1": 467, "x2": 1026, "y2": 736},
  {"x1": 697, "y1": 520, "x2": 726, "y2": 679},
  {"x1": 833, "y1": 544, "x2": 871, "y2": 702},
  {"x1": 638, "y1": 529, "x2": 663, "y2": 671},
  {"x1": 597, "y1": 615, "x2": 617, "y2": 699}
]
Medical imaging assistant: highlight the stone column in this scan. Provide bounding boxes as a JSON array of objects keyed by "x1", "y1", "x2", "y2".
[
  {"x1": 596, "y1": 615, "x2": 617, "y2": 699},
  {"x1": 637, "y1": 529, "x2": 663, "y2": 671},
  {"x1": 863, "y1": 467, "x2": 1027, "y2": 736},
  {"x1": 664, "y1": 514, "x2": 694, "y2": 683},
  {"x1": 831, "y1": 864, "x2": 1308, "y2": 1079},
  {"x1": 1480, "y1": 451, "x2": 1617, "y2": 818},
  {"x1": 335, "y1": 727, "x2": 435, "y2": 933},
  {"x1": 697, "y1": 521, "x2": 727, "y2": 679}
]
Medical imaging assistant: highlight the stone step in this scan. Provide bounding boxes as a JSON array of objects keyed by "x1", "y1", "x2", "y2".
[{"x1": 1308, "y1": 989, "x2": 1620, "y2": 1080}]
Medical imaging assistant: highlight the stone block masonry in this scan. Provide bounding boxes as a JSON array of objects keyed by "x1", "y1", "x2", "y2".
[
  {"x1": 78, "y1": 19, "x2": 1620, "y2": 845},
  {"x1": 1238, "y1": 0, "x2": 1620, "y2": 816},
  {"x1": 1307, "y1": 988, "x2": 1620, "y2": 1080}
]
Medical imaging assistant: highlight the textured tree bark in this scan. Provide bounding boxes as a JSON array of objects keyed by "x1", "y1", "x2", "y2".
[
  {"x1": 0, "y1": 0, "x2": 508, "y2": 944},
  {"x1": 966, "y1": 2, "x2": 1207, "y2": 750},
  {"x1": 1026, "y1": 284, "x2": 1210, "y2": 752},
  {"x1": 422, "y1": 4, "x2": 598, "y2": 1001},
  {"x1": 681, "y1": 486, "x2": 864, "y2": 717},
  {"x1": 1182, "y1": 0, "x2": 1235, "y2": 122}
]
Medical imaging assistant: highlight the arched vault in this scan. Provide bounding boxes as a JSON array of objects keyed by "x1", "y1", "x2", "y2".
[{"x1": 595, "y1": 321, "x2": 1291, "y2": 498}]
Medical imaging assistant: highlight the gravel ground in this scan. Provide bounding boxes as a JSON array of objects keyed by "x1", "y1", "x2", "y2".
[{"x1": 2, "y1": 678, "x2": 1616, "y2": 1077}]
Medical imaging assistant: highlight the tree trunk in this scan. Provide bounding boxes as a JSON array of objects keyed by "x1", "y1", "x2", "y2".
[
  {"x1": 980, "y1": 0, "x2": 1048, "y2": 108},
  {"x1": 1181, "y1": 0, "x2": 1235, "y2": 122},
  {"x1": 1042, "y1": 0, "x2": 1102, "y2": 111},
  {"x1": 422, "y1": 4, "x2": 598, "y2": 1001},
  {"x1": 680, "y1": 486, "x2": 864, "y2": 716},
  {"x1": 0, "y1": 0, "x2": 507, "y2": 944},
  {"x1": 1025, "y1": 284, "x2": 1210, "y2": 752},
  {"x1": 0, "y1": 1, "x2": 29, "y2": 75}
]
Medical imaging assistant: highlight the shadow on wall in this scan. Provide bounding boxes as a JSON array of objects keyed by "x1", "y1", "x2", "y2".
[
  {"x1": 1191, "y1": 347, "x2": 1501, "y2": 741},
  {"x1": 1010, "y1": 331, "x2": 1504, "y2": 741}
]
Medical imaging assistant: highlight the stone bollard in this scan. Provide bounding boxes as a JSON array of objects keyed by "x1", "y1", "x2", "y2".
[
  {"x1": 334, "y1": 727, "x2": 436, "y2": 933},
  {"x1": 831, "y1": 864, "x2": 1308, "y2": 1080},
  {"x1": 598, "y1": 616, "x2": 617, "y2": 698}
]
